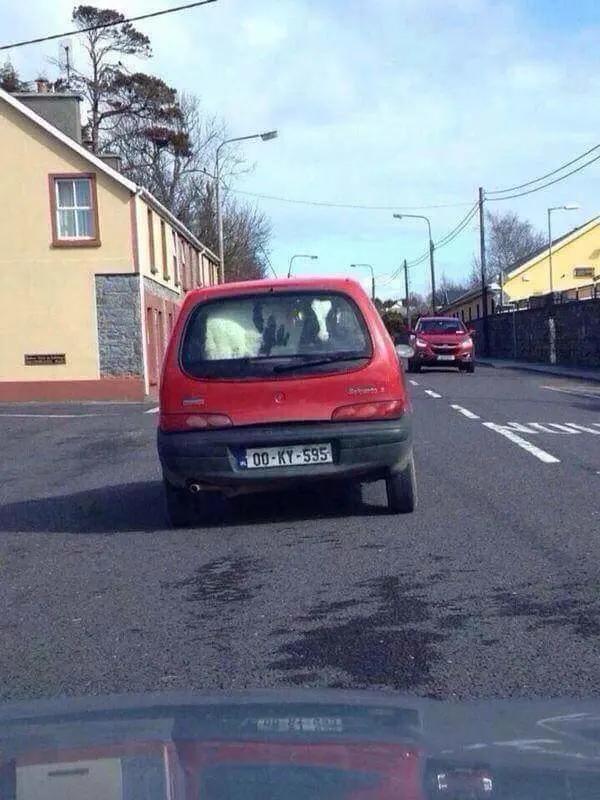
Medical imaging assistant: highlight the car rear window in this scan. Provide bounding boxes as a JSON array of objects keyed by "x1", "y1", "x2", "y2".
[
  {"x1": 417, "y1": 319, "x2": 466, "y2": 334},
  {"x1": 180, "y1": 291, "x2": 371, "y2": 379}
]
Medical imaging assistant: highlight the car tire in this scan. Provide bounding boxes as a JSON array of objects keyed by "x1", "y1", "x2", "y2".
[
  {"x1": 408, "y1": 361, "x2": 421, "y2": 373},
  {"x1": 465, "y1": 362, "x2": 475, "y2": 373},
  {"x1": 164, "y1": 480, "x2": 196, "y2": 528},
  {"x1": 386, "y1": 451, "x2": 417, "y2": 514}
]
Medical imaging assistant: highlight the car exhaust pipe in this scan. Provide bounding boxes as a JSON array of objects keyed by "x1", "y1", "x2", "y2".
[{"x1": 189, "y1": 483, "x2": 202, "y2": 494}]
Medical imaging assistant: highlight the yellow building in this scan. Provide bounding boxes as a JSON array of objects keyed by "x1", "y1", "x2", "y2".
[
  {"x1": 503, "y1": 215, "x2": 600, "y2": 302},
  {"x1": 441, "y1": 215, "x2": 600, "y2": 321},
  {"x1": 0, "y1": 86, "x2": 219, "y2": 401}
]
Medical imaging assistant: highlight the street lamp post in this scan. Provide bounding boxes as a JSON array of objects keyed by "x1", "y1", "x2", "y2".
[
  {"x1": 287, "y1": 254, "x2": 318, "y2": 278},
  {"x1": 350, "y1": 263, "x2": 375, "y2": 300},
  {"x1": 547, "y1": 203, "x2": 580, "y2": 294},
  {"x1": 215, "y1": 130, "x2": 278, "y2": 284},
  {"x1": 393, "y1": 213, "x2": 436, "y2": 315}
]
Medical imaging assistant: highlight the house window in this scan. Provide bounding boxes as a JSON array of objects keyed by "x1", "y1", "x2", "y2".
[
  {"x1": 468, "y1": 307, "x2": 472, "y2": 321},
  {"x1": 476, "y1": 303, "x2": 480, "y2": 318},
  {"x1": 161, "y1": 220, "x2": 169, "y2": 280},
  {"x1": 461, "y1": 309, "x2": 465, "y2": 321},
  {"x1": 50, "y1": 174, "x2": 100, "y2": 246},
  {"x1": 147, "y1": 208, "x2": 157, "y2": 273}
]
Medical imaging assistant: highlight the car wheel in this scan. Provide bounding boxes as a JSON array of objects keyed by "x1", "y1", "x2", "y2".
[
  {"x1": 164, "y1": 480, "x2": 195, "y2": 528},
  {"x1": 386, "y1": 452, "x2": 417, "y2": 514},
  {"x1": 409, "y1": 361, "x2": 421, "y2": 373},
  {"x1": 406, "y1": 361, "x2": 414, "y2": 373},
  {"x1": 466, "y1": 362, "x2": 475, "y2": 373}
]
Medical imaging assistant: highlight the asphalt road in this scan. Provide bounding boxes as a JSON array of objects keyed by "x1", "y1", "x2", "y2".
[{"x1": 0, "y1": 365, "x2": 599, "y2": 702}]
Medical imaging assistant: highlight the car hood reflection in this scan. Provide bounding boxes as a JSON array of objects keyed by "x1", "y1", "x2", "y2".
[{"x1": 2, "y1": 690, "x2": 600, "y2": 799}]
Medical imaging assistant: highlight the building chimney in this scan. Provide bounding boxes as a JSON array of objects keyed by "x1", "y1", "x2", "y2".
[{"x1": 14, "y1": 91, "x2": 83, "y2": 144}]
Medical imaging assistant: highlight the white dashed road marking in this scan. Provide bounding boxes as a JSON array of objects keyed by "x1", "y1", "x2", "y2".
[
  {"x1": 424, "y1": 390, "x2": 442, "y2": 398},
  {"x1": 408, "y1": 380, "x2": 419, "y2": 386},
  {"x1": 565, "y1": 423, "x2": 600, "y2": 435},
  {"x1": 450, "y1": 405, "x2": 480, "y2": 420},
  {"x1": 145, "y1": 407, "x2": 160, "y2": 414},
  {"x1": 483, "y1": 422, "x2": 560, "y2": 464}
]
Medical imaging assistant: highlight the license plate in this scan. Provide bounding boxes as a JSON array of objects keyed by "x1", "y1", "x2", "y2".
[
  {"x1": 437, "y1": 354, "x2": 455, "y2": 361},
  {"x1": 242, "y1": 443, "x2": 333, "y2": 469}
]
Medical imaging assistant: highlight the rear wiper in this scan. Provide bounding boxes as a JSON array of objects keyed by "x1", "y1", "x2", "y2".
[{"x1": 273, "y1": 353, "x2": 369, "y2": 373}]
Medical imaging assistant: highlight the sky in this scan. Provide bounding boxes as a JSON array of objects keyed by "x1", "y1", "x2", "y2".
[{"x1": 3, "y1": 0, "x2": 600, "y2": 298}]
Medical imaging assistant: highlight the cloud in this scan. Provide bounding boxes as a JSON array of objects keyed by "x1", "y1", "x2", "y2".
[{"x1": 3, "y1": 0, "x2": 600, "y2": 296}]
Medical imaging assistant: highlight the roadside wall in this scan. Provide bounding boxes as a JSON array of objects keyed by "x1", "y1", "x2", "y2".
[{"x1": 473, "y1": 298, "x2": 600, "y2": 367}]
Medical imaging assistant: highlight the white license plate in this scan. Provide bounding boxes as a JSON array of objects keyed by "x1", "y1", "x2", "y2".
[
  {"x1": 243, "y1": 443, "x2": 333, "y2": 469},
  {"x1": 437, "y1": 355, "x2": 455, "y2": 361}
]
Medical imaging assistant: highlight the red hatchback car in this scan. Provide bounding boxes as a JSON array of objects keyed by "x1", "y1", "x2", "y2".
[
  {"x1": 157, "y1": 277, "x2": 416, "y2": 526},
  {"x1": 407, "y1": 317, "x2": 475, "y2": 373}
]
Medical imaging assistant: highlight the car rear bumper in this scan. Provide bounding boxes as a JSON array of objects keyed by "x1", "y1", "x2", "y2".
[{"x1": 157, "y1": 417, "x2": 412, "y2": 493}]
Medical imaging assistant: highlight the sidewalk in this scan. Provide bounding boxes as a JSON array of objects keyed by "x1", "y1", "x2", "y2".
[{"x1": 477, "y1": 358, "x2": 600, "y2": 383}]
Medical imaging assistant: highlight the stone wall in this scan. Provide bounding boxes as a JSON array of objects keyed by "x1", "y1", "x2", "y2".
[
  {"x1": 95, "y1": 274, "x2": 143, "y2": 376},
  {"x1": 473, "y1": 298, "x2": 600, "y2": 367}
]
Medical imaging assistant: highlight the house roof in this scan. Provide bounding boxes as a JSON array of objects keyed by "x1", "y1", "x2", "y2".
[
  {"x1": 0, "y1": 87, "x2": 218, "y2": 261},
  {"x1": 442, "y1": 285, "x2": 481, "y2": 308}
]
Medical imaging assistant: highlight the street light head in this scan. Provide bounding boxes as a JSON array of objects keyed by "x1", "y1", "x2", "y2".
[
  {"x1": 260, "y1": 130, "x2": 278, "y2": 141},
  {"x1": 393, "y1": 214, "x2": 403, "y2": 220},
  {"x1": 309, "y1": 255, "x2": 318, "y2": 260},
  {"x1": 563, "y1": 202, "x2": 580, "y2": 211}
]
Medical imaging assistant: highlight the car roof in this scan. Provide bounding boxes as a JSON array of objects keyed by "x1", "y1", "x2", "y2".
[
  {"x1": 418, "y1": 316, "x2": 462, "y2": 322},
  {"x1": 185, "y1": 276, "x2": 366, "y2": 300}
]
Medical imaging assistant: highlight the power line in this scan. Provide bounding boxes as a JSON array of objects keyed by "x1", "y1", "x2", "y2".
[
  {"x1": 231, "y1": 188, "x2": 473, "y2": 212},
  {"x1": 486, "y1": 152, "x2": 600, "y2": 201},
  {"x1": 487, "y1": 142, "x2": 600, "y2": 196},
  {"x1": 0, "y1": 0, "x2": 218, "y2": 51}
]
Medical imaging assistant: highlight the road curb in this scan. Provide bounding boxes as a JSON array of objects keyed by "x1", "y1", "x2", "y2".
[{"x1": 476, "y1": 360, "x2": 600, "y2": 384}]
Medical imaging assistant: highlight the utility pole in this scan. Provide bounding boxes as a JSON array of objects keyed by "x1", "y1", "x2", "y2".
[
  {"x1": 479, "y1": 187, "x2": 489, "y2": 357},
  {"x1": 403, "y1": 259, "x2": 410, "y2": 325}
]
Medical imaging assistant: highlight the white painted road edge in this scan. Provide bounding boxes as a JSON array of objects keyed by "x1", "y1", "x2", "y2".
[
  {"x1": 0, "y1": 413, "x2": 101, "y2": 418},
  {"x1": 451, "y1": 404, "x2": 481, "y2": 420},
  {"x1": 408, "y1": 380, "x2": 419, "y2": 386},
  {"x1": 424, "y1": 390, "x2": 442, "y2": 398},
  {"x1": 541, "y1": 384, "x2": 600, "y2": 399},
  {"x1": 483, "y1": 422, "x2": 560, "y2": 464}
]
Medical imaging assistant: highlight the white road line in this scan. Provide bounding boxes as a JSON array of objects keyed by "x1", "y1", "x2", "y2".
[
  {"x1": 483, "y1": 422, "x2": 560, "y2": 464},
  {"x1": 424, "y1": 390, "x2": 442, "y2": 398},
  {"x1": 528, "y1": 422, "x2": 580, "y2": 434},
  {"x1": 565, "y1": 423, "x2": 600, "y2": 435},
  {"x1": 145, "y1": 406, "x2": 160, "y2": 414},
  {"x1": 408, "y1": 380, "x2": 419, "y2": 386},
  {"x1": 450, "y1": 404, "x2": 480, "y2": 420},
  {"x1": 0, "y1": 413, "x2": 100, "y2": 418},
  {"x1": 541, "y1": 384, "x2": 600, "y2": 399}
]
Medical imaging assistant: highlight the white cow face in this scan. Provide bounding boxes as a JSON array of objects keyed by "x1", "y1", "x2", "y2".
[{"x1": 311, "y1": 299, "x2": 332, "y2": 342}]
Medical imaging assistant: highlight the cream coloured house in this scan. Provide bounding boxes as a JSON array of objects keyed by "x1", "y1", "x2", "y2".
[{"x1": 0, "y1": 85, "x2": 218, "y2": 401}]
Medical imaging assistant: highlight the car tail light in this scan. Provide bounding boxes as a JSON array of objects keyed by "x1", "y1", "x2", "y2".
[
  {"x1": 331, "y1": 399, "x2": 406, "y2": 421},
  {"x1": 160, "y1": 412, "x2": 233, "y2": 431}
]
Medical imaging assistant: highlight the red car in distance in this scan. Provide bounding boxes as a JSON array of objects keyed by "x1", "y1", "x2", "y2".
[{"x1": 407, "y1": 317, "x2": 475, "y2": 374}]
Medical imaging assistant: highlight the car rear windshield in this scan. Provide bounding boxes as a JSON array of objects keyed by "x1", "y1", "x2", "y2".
[
  {"x1": 180, "y1": 290, "x2": 372, "y2": 379},
  {"x1": 417, "y1": 319, "x2": 467, "y2": 334}
]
